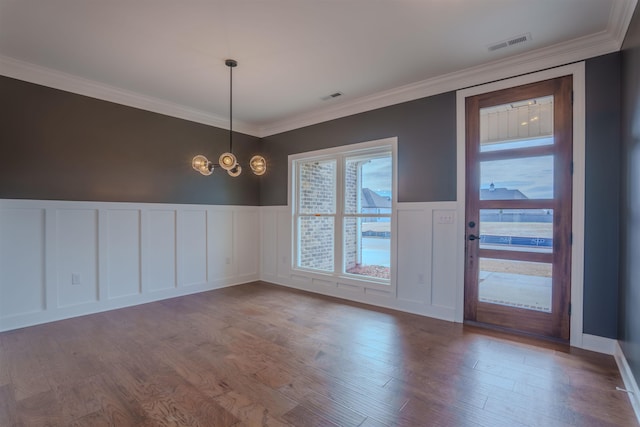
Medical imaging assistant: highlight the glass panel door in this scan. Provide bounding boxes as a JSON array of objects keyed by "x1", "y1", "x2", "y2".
[{"x1": 464, "y1": 76, "x2": 573, "y2": 340}]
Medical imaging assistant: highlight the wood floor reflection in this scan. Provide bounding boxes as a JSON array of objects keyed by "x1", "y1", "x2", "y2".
[{"x1": 0, "y1": 281, "x2": 637, "y2": 426}]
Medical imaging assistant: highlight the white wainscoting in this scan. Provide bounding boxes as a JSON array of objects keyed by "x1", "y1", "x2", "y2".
[
  {"x1": 0, "y1": 199, "x2": 260, "y2": 332},
  {"x1": 260, "y1": 202, "x2": 459, "y2": 321}
]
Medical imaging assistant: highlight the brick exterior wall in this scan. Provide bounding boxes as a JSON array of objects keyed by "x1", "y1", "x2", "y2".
[
  {"x1": 344, "y1": 160, "x2": 359, "y2": 270},
  {"x1": 298, "y1": 160, "x2": 336, "y2": 271}
]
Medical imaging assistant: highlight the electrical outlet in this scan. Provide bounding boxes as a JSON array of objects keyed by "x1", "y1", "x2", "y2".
[
  {"x1": 225, "y1": 257, "x2": 231, "y2": 265},
  {"x1": 71, "y1": 273, "x2": 81, "y2": 285},
  {"x1": 418, "y1": 273, "x2": 425, "y2": 284}
]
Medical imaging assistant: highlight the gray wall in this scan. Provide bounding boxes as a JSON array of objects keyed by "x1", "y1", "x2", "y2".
[
  {"x1": 259, "y1": 93, "x2": 457, "y2": 205},
  {"x1": 620, "y1": 4, "x2": 640, "y2": 391},
  {"x1": 0, "y1": 76, "x2": 261, "y2": 205},
  {"x1": 584, "y1": 53, "x2": 622, "y2": 338}
]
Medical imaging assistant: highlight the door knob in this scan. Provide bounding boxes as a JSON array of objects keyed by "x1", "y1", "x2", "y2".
[{"x1": 468, "y1": 234, "x2": 480, "y2": 241}]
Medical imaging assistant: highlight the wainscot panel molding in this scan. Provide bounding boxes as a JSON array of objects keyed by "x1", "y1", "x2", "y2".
[
  {"x1": 0, "y1": 199, "x2": 260, "y2": 332},
  {"x1": 260, "y1": 202, "x2": 458, "y2": 321}
]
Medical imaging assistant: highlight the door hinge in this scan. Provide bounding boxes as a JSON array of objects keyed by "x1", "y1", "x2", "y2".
[
  {"x1": 571, "y1": 90, "x2": 574, "y2": 105},
  {"x1": 568, "y1": 302, "x2": 572, "y2": 316},
  {"x1": 570, "y1": 232, "x2": 573, "y2": 245},
  {"x1": 570, "y1": 161, "x2": 574, "y2": 175}
]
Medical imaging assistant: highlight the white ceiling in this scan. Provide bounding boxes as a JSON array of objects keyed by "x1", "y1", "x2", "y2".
[{"x1": 0, "y1": 0, "x2": 636, "y2": 137}]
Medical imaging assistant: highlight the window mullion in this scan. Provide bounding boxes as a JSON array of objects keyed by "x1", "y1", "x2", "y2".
[{"x1": 335, "y1": 154, "x2": 344, "y2": 276}]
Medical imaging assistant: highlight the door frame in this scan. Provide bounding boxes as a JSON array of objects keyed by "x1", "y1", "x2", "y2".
[{"x1": 455, "y1": 62, "x2": 586, "y2": 348}]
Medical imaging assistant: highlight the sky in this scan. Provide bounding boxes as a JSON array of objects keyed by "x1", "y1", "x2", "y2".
[
  {"x1": 354, "y1": 137, "x2": 555, "y2": 200},
  {"x1": 480, "y1": 137, "x2": 555, "y2": 199},
  {"x1": 361, "y1": 156, "x2": 392, "y2": 196},
  {"x1": 481, "y1": 155, "x2": 553, "y2": 199}
]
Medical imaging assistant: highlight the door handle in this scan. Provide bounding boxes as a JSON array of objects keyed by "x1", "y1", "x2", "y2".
[{"x1": 468, "y1": 234, "x2": 480, "y2": 241}]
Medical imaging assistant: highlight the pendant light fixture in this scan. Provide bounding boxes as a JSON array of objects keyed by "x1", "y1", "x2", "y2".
[{"x1": 192, "y1": 59, "x2": 266, "y2": 177}]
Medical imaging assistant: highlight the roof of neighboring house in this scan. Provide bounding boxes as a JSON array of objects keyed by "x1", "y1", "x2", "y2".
[
  {"x1": 480, "y1": 184, "x2": 528, "y2": 200},
  {"x1": 362, "y1": 188, "x2": 392, "y2": 208}
]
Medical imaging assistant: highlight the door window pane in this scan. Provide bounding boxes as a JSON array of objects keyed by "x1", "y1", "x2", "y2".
[
  {"x1": 298, "y1": 216, "x2": 334, "y2": 272},
  {"x1": 479, "y1": 258, "x2": 552, "y2": 313},
  {"x1": 344, "y1": 217, "x2": 390, "y2": 280},
  {"x1": 480, "y1": 155, "x2": 554, "y2": 200},
  {"x1": 480, "y1": 95, "x2": 553, "y2": 152},
  {"x1": 480, "y1": 209, "x2": 553, "y2": 253},
  {"x1": 298, "y1": 159, "x2": 336, "y2": 214}
]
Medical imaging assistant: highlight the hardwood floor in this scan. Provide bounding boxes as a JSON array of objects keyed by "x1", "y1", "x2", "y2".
[{"x1": 0, "y1": 281, "x2": 637, "y2": 426}]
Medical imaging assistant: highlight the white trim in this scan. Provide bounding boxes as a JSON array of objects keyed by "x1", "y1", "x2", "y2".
[
  {"x1": 610, "y1": 0, "x2": 640, "y2": 49},
  {"x1": 615, "y1": 341, "x2": 640, "y2": 424},
  {"x1": 0, "y1": 55, "x2": 261, "y2": 137},
  {"x1": 288, "y1": 137, "x2": 398, "y2": 295},
  {"x1": 455, "y1": 62, "x2": 586, "y2": 349},
  {"x1": 1, "y1": 0, "x2": 635, "y2": 139},
  {"x1": 581, "y1": 334, "x2": 618, "y2": 355}
]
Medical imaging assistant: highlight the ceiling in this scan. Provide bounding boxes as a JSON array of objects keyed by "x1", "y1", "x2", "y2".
[{"x1": 0, "y1": 0, "x2": 637, "y2": 137}]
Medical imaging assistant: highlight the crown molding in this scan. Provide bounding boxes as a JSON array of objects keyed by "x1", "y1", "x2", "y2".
[
  {"x1": 609, "y1": 0, "x2": 639, "y2": 49},
  {"x1": 258, "y1": 27, "x2": 624, "y2": 137},
  {"x1": 0, "y1": 55, "x2": 262, "y2": 137}
]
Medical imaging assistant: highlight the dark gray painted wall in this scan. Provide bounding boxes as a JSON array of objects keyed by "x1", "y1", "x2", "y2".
[
  {"x1": 259, "y1": 93, "x2": 457, "y2": 205},
  {"x1": 620, "y1": 4, "x2": 640, "y2": 390},
  {"x1": 0, "y1": 76, "x2": 261, "y2": 205},
  {"x1": 583, "y1": 53, "x2": 622, "y2": 338}
]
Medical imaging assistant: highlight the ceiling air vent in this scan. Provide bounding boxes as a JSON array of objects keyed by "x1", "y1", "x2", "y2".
[
  {"x1": 488, "y1": 33, "x2": 532, "y2": 52},
  {"x1": 321, "y1": 92, "x2": 343, "y2": 101}
]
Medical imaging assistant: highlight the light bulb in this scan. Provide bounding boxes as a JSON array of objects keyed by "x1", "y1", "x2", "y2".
[
  {"x1": 192, "y1": 155, "x2": 213, "y2": 176},
  {"x1": 219, "y1": 152, "x2": 237, "y2": 171},
  {"x1": 250, "y1": 155, "x2": 266, "y2": 176},
  {"x1": 228, "y1": 164, "x2": 242, "y2": 177}
]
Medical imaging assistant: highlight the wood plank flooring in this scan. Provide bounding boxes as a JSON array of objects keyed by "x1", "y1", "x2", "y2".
[{"x1": 0, "y1": 281, "x2": 637, "y2": 426}]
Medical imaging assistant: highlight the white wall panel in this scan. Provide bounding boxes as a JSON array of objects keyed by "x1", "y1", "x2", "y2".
[
  {"x1": 107, "y1": 210, "x2": 141, "y2": 299},
  {"x1": 261, "y1": 202, "x2": 458, "y2": 321},
  {"x1": 208, "y1": 210, "x2": 233, "y2": 281},
  {"x1": 0, "y1": 208, "x2": 45, "y2": 317},
  {"x1": 397, "y1": 209, "x2": 428, "y2": 303},
  {"x1": 431, "y1": 210, "x2": 458, "y2": 309},
  {"x1": 0, "y1": 200, "x2": 259, "y2": 332},
  {"x1": 235, "y1": 211, "x2": 259, "y2": 277},
  {"x1": 146, "y1": 210, "x2": 177, "y2": 292},
  {"x1": 178, "y1": 210, "x2": 207, "y2": 287},
  {"x1": 56, "y1": 209, "x2": 98, "y2": 307},
  {"x1": 260, "y1": 209, "x2": 278, "y2": 278},
  {"x1": 277, "y1": 209, "x2": 292, "y2": 279}
]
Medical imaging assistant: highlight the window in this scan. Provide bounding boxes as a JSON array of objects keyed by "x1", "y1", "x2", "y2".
[{"x1": 291, "y1": 138, "x2": 396, "y2": 286}]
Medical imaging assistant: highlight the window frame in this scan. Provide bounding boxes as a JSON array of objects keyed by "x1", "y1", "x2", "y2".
[{"x1": 289, "y1": 137, "x2": 397, "y2": 292}]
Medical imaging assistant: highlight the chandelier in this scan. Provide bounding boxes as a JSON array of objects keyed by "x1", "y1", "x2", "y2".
[{"x1": 192, "y1": 59, "x2": 266, "y2": 177}]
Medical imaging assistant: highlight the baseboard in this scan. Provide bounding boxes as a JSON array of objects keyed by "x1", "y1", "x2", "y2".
[
  {"x1": 581, "y1": 333, "x2": 618, "y2": 355},
  {"x1": 614, "y1": 341, "x2": 640, "y2": 424},
  {"x1": 261, "y1": 275, "x2": 456, "y2": 322},
  {"x1": 0, "y1": 278, "x2": 254, "y2": 333}
]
